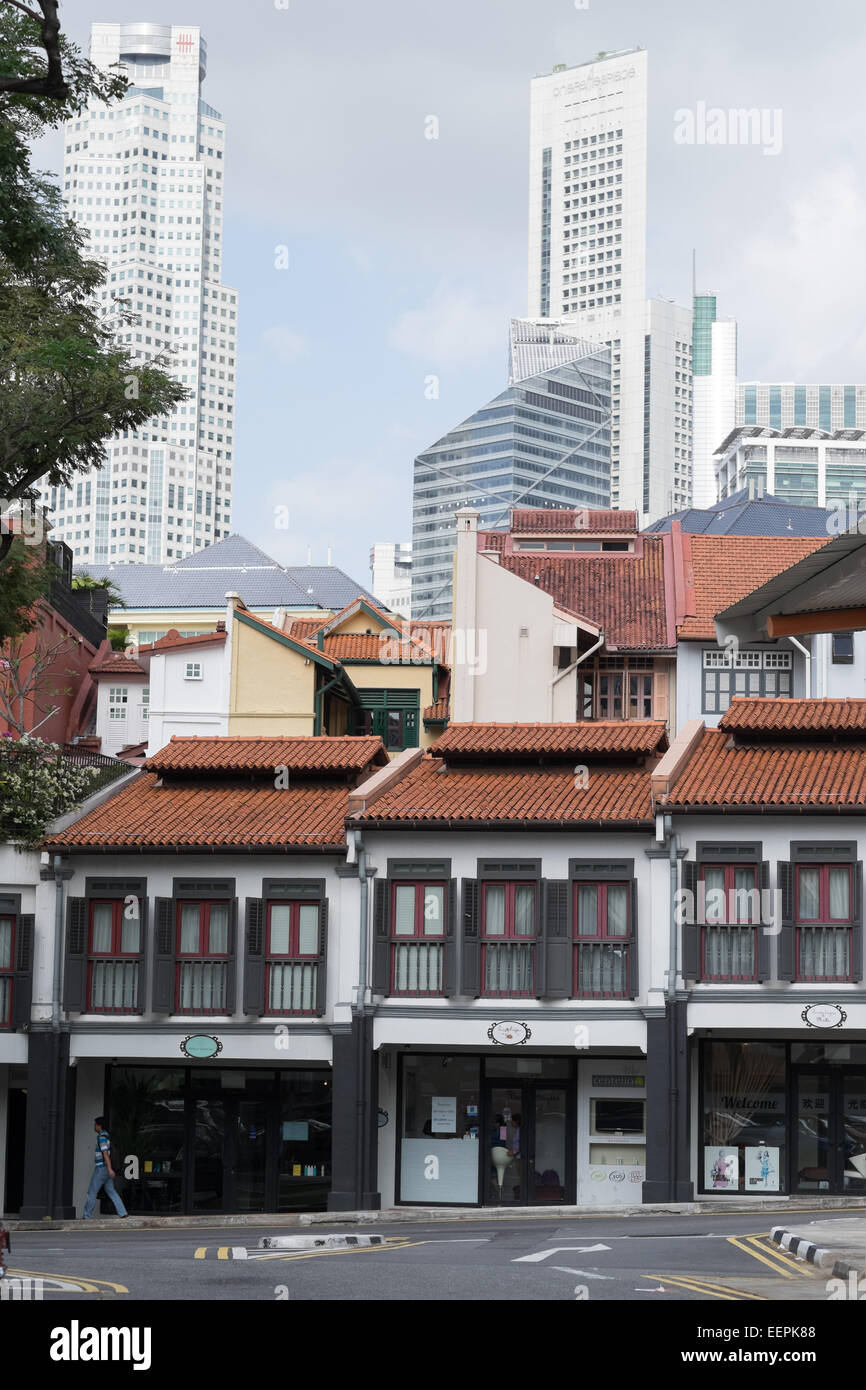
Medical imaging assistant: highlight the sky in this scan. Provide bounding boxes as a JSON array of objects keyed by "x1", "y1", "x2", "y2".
[{"x1": 39, "y1": 0, "x2": 866, "y2": 589}]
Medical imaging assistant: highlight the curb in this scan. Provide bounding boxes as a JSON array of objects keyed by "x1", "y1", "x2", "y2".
[
  {"x1": 258, "y1": 1234, "x2": 386, "y2": 1251},
  {"x1": 769, "y1": 1225, "x2": 865, "y2": 1280}
]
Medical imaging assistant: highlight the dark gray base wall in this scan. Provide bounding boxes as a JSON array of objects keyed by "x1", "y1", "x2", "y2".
[
  {"x1": 643, "y1": 1000, "x2": 694, "y2": 1203},
  {"x1": 18, "y1": 1025, "x2": 78, "y2": 1219},
  {"x1": 327, "y1": 1017, "x2": 380, "y2": 1211}
]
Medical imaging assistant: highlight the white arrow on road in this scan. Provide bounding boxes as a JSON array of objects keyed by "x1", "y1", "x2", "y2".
[
  {"x1": 551, "y1": 1266, "x2": 615, "y2": 1280},
  {"x1": 512, "y1": 1244, "x2": 611, "y2": 1263},
  {"x1": 636, "y1": 1285, "x2": 667, "y2": 1293}
]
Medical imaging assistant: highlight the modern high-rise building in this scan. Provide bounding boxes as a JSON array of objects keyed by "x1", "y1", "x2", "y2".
[
  {"x1": 411, "y1": 319, "x2": 611, "y2": 620},
  {"x1": 39, "y1": 23, "x2": 237, "y2": 565},
  {"x1": 716, "y1": 427, "x2": 866, "y2": 510},
  {"x1": 738, "y1": 382, "x2": 866, "y2": 432},
  {"x1": 528, "y1": 49, "x2": 692, "y2": 520},
  {"x1": 692, "y1": 292, "x2": 737, "y2": 508},
  {"x1": 370, "y1": 542, "x2": 412, "y2": 616}
]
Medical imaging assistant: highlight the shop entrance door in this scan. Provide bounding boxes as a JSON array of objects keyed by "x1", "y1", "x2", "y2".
[
  {"x1": 483, "y1": 1083, "x2": 572, "y2": 1205},
  {"x1": 792, "y1": 1069, "x2": 866, "y2": 1195}
]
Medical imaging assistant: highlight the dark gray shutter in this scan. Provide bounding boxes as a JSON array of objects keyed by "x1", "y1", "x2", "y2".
[
  {"x1": 628, "y1": 878, "x2": 639, "y2": 998},
  {"x1": 135, "y1": 897, "x2": 149, "y2": 1016},
  {"x1": 371, "y1": 878, "x2": 390, "y2": 994},
  {"x1": 11, "y1": 914, "x2": 34, "y2": 1029},
  {"x1": 852, "y1": 861, "x2": 863, "y2": 983},
  {"x1": 243, "y1": 898, "x2": 265, "y2": 1016},
  {"x1": 62, "y1": 897, "x2": 88, "y2": 1013},
  {"x1": 152, "y1": 897, "x2": 175, "y2": 1013},
  {"x1": 777, "y1": 863, "x2": 795, "y2": 981},
  {"x1": 757, "y1": 861, "x2": 771, "y2": 982},
  {"x1": 315, "y1": 899, "x2": 328, "y2": 1015},
  {"x1": 540, "y1": 880, "x2": 570, "y2": 998},
  {"x1": 443, "y1": 879, "x2": 457, "y2": 997},
  {"x1": 681, "y1": 860, "x2": 698, "y2": 981},
  {"x1": 225, "y1": 898, "x2": 238, "y2": 1015},
  {"x1": 461, "y1": 879, "x2": 480, "y2": 997}
]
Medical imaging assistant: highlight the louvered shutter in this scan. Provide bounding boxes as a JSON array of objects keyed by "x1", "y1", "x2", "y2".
[
  {"x1": 540, "y1": 880, "x2": 570, "y2": 998},
  {"x1": 243, "y1": 898, "x2": 265, "y2": 1015},
  {"x1": 11, "y1": 914, "x2": 34, "y2": 1029},
  {"x1": 852, "y1": 861, "x2": 863, "y2": 983},
  {"x1": 628, "y1": 878, "x2": 640, "y2": 998},
  {"x1": 777, "y1": 863, "x2": 795, "y2": 981},
  {"x1": 152, "y1": 897, "x2": 176, "y2": 1013},
  {"x1": 315, "y1": 899, "x2": 328, "y2": 1014},
  {"x1": 225, "y1": 898, "x2": 238, "y2": 1014},
  {"x1": 371, "y1": 878, "x2": 390, "y2": 994},
  {"x1": 757, "y1": 861, "x2": 772, "y2": 981},
  {"x1": 681, "y1": 860, "x2": 698, "y2": 981},
  {"x1": 62, "y1": 897, "x2": 88, "y2": 1012},
  {"x1": 443, "y1": 879, "x2": 457, "y2": 997},
  {"x1": 461, "y1": 879, "x2": 480, "y2": 997},
  {"x1": 135, "y1": 897, "x2": 149, "y2": 1016}
]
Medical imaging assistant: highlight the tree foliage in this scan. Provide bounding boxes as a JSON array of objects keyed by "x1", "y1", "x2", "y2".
[
  {"x1": 0, "y1": 533, "x2": 51, "y2": 640},
  {"x1": 0, "y1": 732, "x2": 98, "y2": 845}
]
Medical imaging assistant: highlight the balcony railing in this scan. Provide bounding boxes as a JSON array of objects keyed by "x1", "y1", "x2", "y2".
[
  {"x1": 576, "y1": 941, "x2": 631, "y2": 998},
  {"x1": 798, "y1": 925, "x2": 851, "y2": 982},
  {"x1": 178, "y1": 960, "x2": 227, "y2": 1013},
  {"x1": 392, "y1": 941, "x2": 443, "y2": 996},
  {"x1": 60, "y1": 746, "x2": 133, "y2": 799},
  {"x1": 702, "y1": 925, "x2": 756, "y2": 981},
  {"x1": 268, "y1": 960, "x2": 317, "y2": 1014},
  {"x1": 89, "y1": 959, "x2": 139, "y2": 1013},
  {"x1": 483, "y1": 942, "x2": 534, "y2": 996}
]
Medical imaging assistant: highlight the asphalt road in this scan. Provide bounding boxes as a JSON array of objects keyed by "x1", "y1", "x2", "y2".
[{"x1": 2, "y1": 1207, "x2": 857, "y2": 1303}]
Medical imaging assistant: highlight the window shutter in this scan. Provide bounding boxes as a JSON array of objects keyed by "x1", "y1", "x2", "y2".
[
  {"x1": 757, "y1": 861, "x2": 771, "y2": 982},
  {"x1": 152, "y1": 897, "x2": 175, "y2": 1013},
  {"x1": 443, "y1": 879, "x2": 457, "y2": 997},
  {"x1": 539, "y1": 880, "x2": 570, "y2": 998},
  {"x1": 681, "y1": 860, "x2": 698, "y2": 981},
  {"x1": 315, "y1": 899, "x2": 328, "y2": 1015},
  {"x1": 371, "y1": 879, "x2": 390, "y2": 994},
  {"x1": 11, "y1": 913, "x2": 34, "y2": 1030},
  {"x1": 135, "y1": 897, "x2": 149, "y2": 1016},
  {"x1": 852, "y1": 861, "x2": 863, "y2": 984},
  {"x1": 628, "y1": 878, "x2": 639, "y2": 998},
  {"x1": 62, "y1": 897, "x2": 88, "y2": 1013},
  {"x1": 461, "y1": 879, "x2": 480, "y2": 997},
  {"x1": 243, "y1": 898, "x2": 265, "y2": 1016},
  {"x1": 225, "y1": 898, "x2": 238, "y2": 1015},
  {"x1": 777, "y1": 863, "x2": 795, "y2": 981}
]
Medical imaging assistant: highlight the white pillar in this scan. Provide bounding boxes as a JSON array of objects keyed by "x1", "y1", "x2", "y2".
[{"x1": 452, "y1": 509, "x2": 480, "y2": 722}]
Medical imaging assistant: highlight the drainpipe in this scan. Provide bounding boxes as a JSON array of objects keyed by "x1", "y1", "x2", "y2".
[
  {"x1": 548, "y1": 632, "x2": 604, "y2": 719},
  {"x1": 787, "y1": 635, "x2": 811, "y2": 698},
  {"x1": 351, "y1": 831, "x2": 373, "y2": 1207},
  {"x1": 46, "y1": 854, "x2": 67, "y2": 1218},
  {"x1": 664, "y1": 814, "x2": 678, "y2": 1200}
]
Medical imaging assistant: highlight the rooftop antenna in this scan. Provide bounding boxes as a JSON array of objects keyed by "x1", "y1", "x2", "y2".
[{"x1": 306, "y1": 546, "x2": 312, "y2": 565}]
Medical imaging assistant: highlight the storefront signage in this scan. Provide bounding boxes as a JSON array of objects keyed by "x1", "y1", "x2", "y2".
[
  {"x1": 802, "y1": 1004, "x2": 847, "y2": 1029},
  {"x1": 591, "y1": 1074, "x2": 645, "y2": 1088},
  {"x1": 377, "y1": 1108, "x2": 389, "y2": 1128},
  {"x1": 487, "y1": 1021, "x2": 531, "y2": 1046},
  {"x1": 431, "y1": 1096, "x2": 457, "y2": 1132},
  {"x1": 180, "y1": 1033, "x2": 222, "y2": 1060}
]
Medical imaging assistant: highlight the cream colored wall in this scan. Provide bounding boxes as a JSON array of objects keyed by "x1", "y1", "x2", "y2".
[
  {"x1": 227, "y1": 618, "x2": 316, "y2": 735},
  {"x1": 122, "y1": 605, "x2": 324, "y2": 646},
  {"x1": 331, "y1": 610, "x2": 394, "y2": 634},
  {"x1": 460, "y1": 555, "x2": 563, "y2": 721}
]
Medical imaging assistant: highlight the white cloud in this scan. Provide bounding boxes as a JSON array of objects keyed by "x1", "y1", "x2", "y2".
[
  {"x1": 389, "y1": 282, "x2": 503, "y2": 368},
  {"x1": 261, "y1": 326, "x2": 309, "y2": 365}
]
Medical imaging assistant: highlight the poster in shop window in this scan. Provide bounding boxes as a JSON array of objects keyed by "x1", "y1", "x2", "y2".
[
  {"x1": 744, "y1": 1145, "x2": 780, "y2": 1191},
  {"x1": 704, "y1": 1146, "x2": 739, "y2": 1190}
]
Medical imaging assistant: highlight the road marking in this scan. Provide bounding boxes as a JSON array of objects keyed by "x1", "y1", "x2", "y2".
[
  {"x1": 551, "y1": 1266, "x2": 615, "y2": 1280},
  {"x1": 513, "y1": 1244, "x2": 611, "y2": 1263},
  {"x1": 192, "y1": 1238, "x2": 420, "y2": 1262},
  {"x1": 643, "y1": 1273, "x2": 765, "y2": 1302},
  {"x1": 5, "y1": 1267, "x2": 128, "y2": 1294},
  {"x1": 636, "y1": 1284, "x2": 667, "y2": 1293},
  {"x1": 726, "y1": 1234, "x2": 800, "y2": 1279},
  {"x1": 746, "y1": 1234, "x2": 821, "y2": 1276},
  {"x1": 194, "y1": 1247, "x2": 207, "y2": 1259}
]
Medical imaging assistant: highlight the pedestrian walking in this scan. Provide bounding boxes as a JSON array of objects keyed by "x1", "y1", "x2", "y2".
[{"x1": 83, "y1": 1115, "x2": 128, "y2": 1219}]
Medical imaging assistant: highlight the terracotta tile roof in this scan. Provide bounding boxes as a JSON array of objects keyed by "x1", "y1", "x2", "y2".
[
  {"x1": 284, "y1": 617, "x2": 324, "y2": 640},
  {"x1": 432, "y1": 721, "x2": 667, "y2": 759},
  {"x1": 89, "y1": 653, "x2": 147, "y2": 675},
  {"x1": 353, "y1": 758, "x2": 654, "y2": 828},
  {"x1": 236, "y1": 609, "x2": 341, "y2": 667},
  {"x1": 44, "y1": 774, "x2": 354, "y2": 850},
  {"x1": 138, "y1": 628, "x2": 226, "y2": 653},
  {"x1": 424, "y1": 697, "x2": 450, "y2": 722},
  {"x1": 496, "y1": 538, "x2": 670, "y2": 650},
  {"x1": 511, "y1": 508, "x2": 638, "y2": 534},
  {"x1": 679, "y1": 536, "x2": 828, "y2": 639},
  {"x1": 313, "y1": 632, "x2": 435, "y2": 663},
  {"x1": 719, "y1": 698, "x2": 866, "y2": 737},
  {"x1": 660, "y1": 728, "x2": 866, "y2": 810},
  {"x1": 145, "y1": 735, "x2": 388, "y2": 775}
]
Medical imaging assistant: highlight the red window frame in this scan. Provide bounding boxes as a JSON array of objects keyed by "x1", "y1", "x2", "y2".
[
  {"x1": 175, "y1": 900, "x2": 230, "y2": 957},
  {"x1": 572, "y1": 881, "x2": 631, "y2": 998},
  {"x1": 0, "y1": 914, "x2": 14, "y2": 1027},
  {"x1": 481, "y1": 881, "x2": 536, "y2": 998},
  {"x1": 699, "y1": 864, "x2": 758, "y2": 982},
  {"x1": 264, "y1": 900, "x2": 320, "y2": 1017},
  {"x1": 795, "y1": 864, "x2": 853, "y2": 983},
  {"x1": 389, "y1": 881, "x2": 446, "y2": 997},
  {"x1": 87, "y1": 898, "x2": 140, "y2": 1015}
]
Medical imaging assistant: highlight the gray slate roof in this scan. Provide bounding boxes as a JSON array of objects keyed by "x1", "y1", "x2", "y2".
[
  {"x1": 645, "y1": 492, "x2": 834, "y2": 538},
  {"x1": 81, "y1": 534, "x2": 382, "y2": 611}
]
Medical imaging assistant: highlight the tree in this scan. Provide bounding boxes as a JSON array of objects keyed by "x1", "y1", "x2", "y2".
[
  {"x1": 0, "y1": 1, "x2": 188, "y2": 562},
  {"x1": 0, "y1": 624, "x2": 81, "y2": 734},
  {"x1": 0, "y1": 732, "x2": 98, "y2": 845},
  {"x1": 0, "y1": 533, "x2": 52, "y2": 641}
]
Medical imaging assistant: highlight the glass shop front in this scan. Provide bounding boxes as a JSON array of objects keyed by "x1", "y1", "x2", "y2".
[
  {"x1": 102, "y1": 1065, "x2": 332, "y2": 1215},
  {"x1": 700, "y1": 1040, "x2": 866, "y2": 1196}
]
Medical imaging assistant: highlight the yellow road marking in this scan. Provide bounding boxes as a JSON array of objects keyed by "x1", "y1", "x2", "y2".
[
  {"x1": 257, "y1": 1239, "x2": 422, "y2": 1263},
  {"x1": 727, "y1": 1234, "x2": 799, "y2": 1279},
  {"x1": 217, "y1": 1246, "x2": 229, "y2": 1260},
  {"x1": 644, "y1": 1273, "x2": 765, "y2": 1302},
  {"x1": 194, "y1": 1247, "x2": 207, "y2": 1259},
  {"x1": 6, "y1": 1267, "x2": 128, "y2": 1294},
  {"x1": 745, "y1": 1234, "x2": 821, "y2": 1276}
]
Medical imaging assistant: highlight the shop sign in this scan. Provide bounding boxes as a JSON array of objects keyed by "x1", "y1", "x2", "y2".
[
  {"x1": 487, "y1": 1021, "x2": 531, "y2": 1046},
  {"x1": 591, "y1": 1074, "x2": 645, "y2": 1088},
  {"x1": 180, "y1": 1033, "x2": 222, "y2": 1060},
  {"x1": 802, "y1": 1004, "x2": 847, "y2": 1029}
]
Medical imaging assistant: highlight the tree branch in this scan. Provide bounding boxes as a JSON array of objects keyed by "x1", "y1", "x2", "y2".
[{"x1": 0, "y1": 1, "x2": 68, "y2": 99}]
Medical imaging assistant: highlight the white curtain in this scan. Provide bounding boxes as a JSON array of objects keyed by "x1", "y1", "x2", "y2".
[
  {"x1": 91, "y1": 904, "x2": 113, "y2": 953},
  {"x1": 180, "y1": 961, "x2": 226, "y2": 1011},
  {"x1": 180, "y1": 904, "x2": 200, "y2": 953},
  {"x1": 0, "y1": 919, "x2": 10, "y2": 971},
  {"x1": 829, "y1": 867, "x2": 850, "y2": 920},
  {"x1": 485, "y1": 943, "x2": 533, "y2": 994},
  {"x1": 298, "y1": 904, "x2": 319, "y2": 955},
  {"x1": 208, "y1": 903, "x2": 228, "y2": 953},
  {"x1": 269, "y1": 904, "x2": 291, "y2": 955},
  {"x1": 394, "y1": 942, "x2": 442, "y2": 993},
  {"x1": 269, "y1": 961, "x2": 316, "y2": 1012},
  {"x1": 485, "y1": 886, "x2": 506, "y2": 936},
  {"x1": 514, "y1": 885, "x2": 534, "y2": 936},
  {"x1": 91, "y1": 961, "x2": 138, "y2": 1011},
  {"x1": 577, "y1": 885, "x2": 598, "y2": 936},
  {"x1": 393, "y1": 885, "x2": 416, "y2": 936},
  {"x1": 606, "y1": 884, "x2": 628, "y2": 937},
  {"x1": 800, "y1": 928, "x2": 849, "y2": 980},
  {"x1": 798, "y1": 868, "x2": 820, "y2": 919},
  {"x1": 423, "y1": 886, "x2": 444, "y2": 935},
  {"x1": 578, "y1": 942, "x2": 627, "y2": 996}
]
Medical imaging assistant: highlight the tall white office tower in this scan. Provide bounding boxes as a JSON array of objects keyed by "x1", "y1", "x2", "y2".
[
  {"x1": 41, "y1": 23, "x2": 237, "y2": 565},
  {"x1": 528, "y1": 49, "x2": 692, "y2": 521},
  {"x1": 692, "y1": 293, "x2": 738, "y2": 508}
]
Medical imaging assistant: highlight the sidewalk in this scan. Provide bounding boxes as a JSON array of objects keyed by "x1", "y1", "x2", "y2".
[
  {"x1": 769, "y1": 1216, "x2": 866, "y2": 1279},
  {"x1": 6, "y1": 1194, "x2": 866, "y2": 1234}
]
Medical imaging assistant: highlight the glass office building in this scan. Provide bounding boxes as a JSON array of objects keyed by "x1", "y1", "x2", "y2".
[{"x1": 411, "y1": 320, "x2": 611, "y2": 620}]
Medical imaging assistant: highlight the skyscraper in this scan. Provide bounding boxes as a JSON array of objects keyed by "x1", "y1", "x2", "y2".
[
  {"x1": 411, "y1": 319, "x2": 611, "y2": 620},
  {"x1": 40, "y1": 23, "x2": 237, "y2": 565},
  {"x1": 692, "y1": 292, "x2": 737, "y2": 508},
  {"x1": 528, "y1": 49, "x2": 692, "y2": 520}
]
